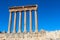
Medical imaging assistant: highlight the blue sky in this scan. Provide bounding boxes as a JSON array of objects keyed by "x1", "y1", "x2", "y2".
[{"x1": 0, "y1": 0, "x2": 60, "y2": 32}]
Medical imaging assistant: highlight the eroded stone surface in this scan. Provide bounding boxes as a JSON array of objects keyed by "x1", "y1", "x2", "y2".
[{"x1": 0, "y1": 30, "x2": 60, "y2": 40}]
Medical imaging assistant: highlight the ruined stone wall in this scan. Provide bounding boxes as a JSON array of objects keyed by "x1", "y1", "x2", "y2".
[
  {"x1": 0, "y1": 30, "x2": 60, "y2": 40},
  {"x1": 0, "y1": 33, "x2": 40, "y2": 40}
]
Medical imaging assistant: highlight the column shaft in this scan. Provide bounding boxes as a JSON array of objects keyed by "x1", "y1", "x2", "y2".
[
  {"x1": 35, "y1": 10, "x2": 38, "y2": 32},
  {"x1": 13, "y1": 12, "x2": 16, "y2": 33},
  {"x1": 30, "y1": 10, "x2": 32, "y2": 33},
  {"x1": 24, "y1": 11, "x2": 26, "y2": 33},
  {"x1": 18, "y1": 12, "x2": 22, "y2": 33},
  {"x1": 8, "y1": 12, "x2": 12, "y2": 33}
]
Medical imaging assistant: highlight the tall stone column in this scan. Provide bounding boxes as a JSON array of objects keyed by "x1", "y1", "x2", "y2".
[
  {"x1": 18, "y1": 12, "x2": 22, "y2": 33},
  {"x1": 8, "y1": 12, "x2": 12, "y2": 33},
  {"x1": 30, "y1": 10, "x2": 32, "y2": 33},
  {"x1": 13, "y1": 12, "x2": 16, "y2": 33},
  {"x1": 35, "y1": 10, "x2": 38, "y2": 32},
  {"x1": 24, "y1": 11, "x2": 26, "y2": 33}
]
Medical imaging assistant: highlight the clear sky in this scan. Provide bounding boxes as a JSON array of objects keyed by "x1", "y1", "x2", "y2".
[{"x1": 0, "y1": 0, "x2": 60, "y2": 32}]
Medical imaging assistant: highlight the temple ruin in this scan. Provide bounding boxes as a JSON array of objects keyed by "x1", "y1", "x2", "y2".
[{"x1": 0, "y1": 5, "x2": 60, "y2": 40}]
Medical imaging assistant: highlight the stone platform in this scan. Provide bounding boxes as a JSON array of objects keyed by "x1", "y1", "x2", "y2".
[
  {"x1": 0, "y1": 32, "x2": 41, "y2": 40},
  {"x1": 0, "y1": 30, "x2": 60, "y2": 40}
]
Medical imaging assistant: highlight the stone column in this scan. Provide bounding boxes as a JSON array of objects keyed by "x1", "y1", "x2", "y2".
[
  {"x1": 8, "y1": 12, "x2": 12, "y2": 33},
  {"x1": 18, "y1": 12, "x2": 22, "y2": 33},
  {"x1": 35, "y1": 10, "x2": 38, "y2": 32},
  {"x1": 24, "y1": 11, "x2": 26, "y2": 33},
  {"x1": 30, "y1": 10, "x2": 32, "y2": 33},
  {"x1": 13, "y1": 12, "x2": 16, "y2": 33}
]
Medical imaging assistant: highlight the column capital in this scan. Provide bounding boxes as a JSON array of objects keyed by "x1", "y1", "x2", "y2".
[
  {"x1": 9, "y1": 11, "x2": 12, "y2": 13},
  {"x1": 19, "y1": 11, "x2": 22, "y2": 12},
  {"x1": 24, "y1": 10, "x2": 26, "y2": 12},
  {"x1": 19, "y1": 11, "x2": 22, "y2": 13},
  {"x1": 14, "y1": 11, "x2": 17, "y2": 13},
  {"x1": 29, "y1": 10, "x2": 32, "y2": 14},
  {"x1": 29, "y1": 9, "x2": 32, "y2": 11}
]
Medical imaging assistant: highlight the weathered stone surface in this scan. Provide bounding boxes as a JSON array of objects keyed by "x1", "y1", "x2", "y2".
[{"x1": 0, "y1": 30, "x2": 60, "y2": 40}]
